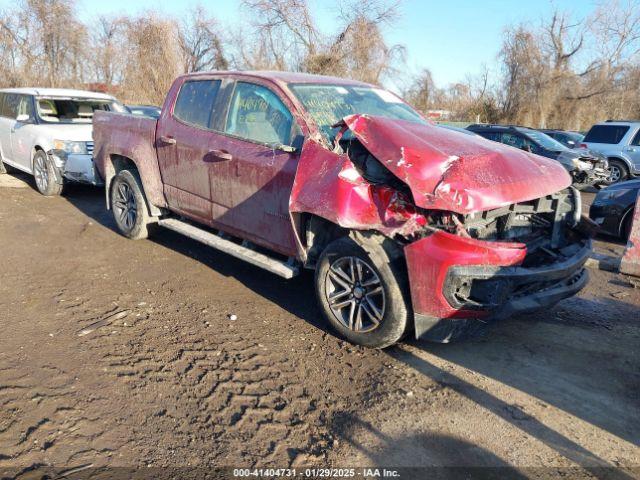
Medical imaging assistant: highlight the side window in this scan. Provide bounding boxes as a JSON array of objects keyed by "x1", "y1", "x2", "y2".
[
  {"x1": 477, "y1": 131, "x2": 501, "y2": 142},
  {"x1": 501, "y1": 133, "x2": 526, "y2": 149},
  {"x1": 2, "y1": 94, "x2": 20, "y2": 119},
  {"x1": 173, "y1": 80, "x2": 221, "y2": 129},
  {"x1": 583, "y1": 125, "x2": 630, "y2": 144},
  {"x1": 17, "y1": 96, "x2": 33, "y2": 119},
  {"x1": 631, "y1": 129, "x2": 640, "y2": 146},
  {"x1": 225, "y1": 82, "x2": 293, "y2": 145}
]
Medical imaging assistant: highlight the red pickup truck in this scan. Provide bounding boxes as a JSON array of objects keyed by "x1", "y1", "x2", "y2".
[{"x1": 93, "y1": 71, "x2": 592, "y2": 348}]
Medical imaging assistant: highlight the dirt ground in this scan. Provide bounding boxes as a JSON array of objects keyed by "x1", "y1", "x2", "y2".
[{"x1": 0, "y1": 172, "x2": 638, "y2": 479}]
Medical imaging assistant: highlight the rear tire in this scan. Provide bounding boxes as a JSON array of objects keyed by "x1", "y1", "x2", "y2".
[
  {"x1": 110, "y1": 169, "x2": 153, "y2": 240},
  {"x1": 607, "y1": 159, "x2": 628, "y2": 184},
  {"x1": 33, "y1": 150, "x2": 63, "y2": 196},
  {"x1": 315, "y1": 233, "x2": 410, "y2": 349}
]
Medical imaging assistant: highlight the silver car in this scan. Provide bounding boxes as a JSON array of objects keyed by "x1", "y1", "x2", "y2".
[
  {"x1": 0, "y1": 88, "x2": 125, "y2": 195},
  {"x1": 582, "y1": 120, "x2": 640, "y2": 184}
]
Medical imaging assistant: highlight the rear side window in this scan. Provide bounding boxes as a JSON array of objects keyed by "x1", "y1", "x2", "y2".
[
  {"x1": 1, "y1": 93, "x2": 21, "y2": 118},
  {"x1": 173, "y1": 80, "x2": 221, "y2": 129},
  {"x1": 477, "y1": 131, "x2": 501, "y2": 142},
  {"x1": 631, "y1": 129, "x2": 640, "y2": 146},
  {"x1": 584, "y1": 125, "x2": 630, "y2": 144},
  {"x1": 225, "y1": 82, "x2": 293, "y2": 145}
]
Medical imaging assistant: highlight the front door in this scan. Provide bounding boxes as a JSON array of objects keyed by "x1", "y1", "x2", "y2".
[
  {"x1": 156, "y1": 78, "x2": 223, "y2": 223},
  {"x1": 211, "y1": 81, "x2": 300, "y2": 255}
]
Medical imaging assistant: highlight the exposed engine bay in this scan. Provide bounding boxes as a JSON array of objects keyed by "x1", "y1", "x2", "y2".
[{"x1": 342, "y1": 136, "x2": 588, "y2": 260}]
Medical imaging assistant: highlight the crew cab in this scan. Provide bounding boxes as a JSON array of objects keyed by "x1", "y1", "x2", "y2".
[
  {"x1": 93, "y1": 71, "x2": 593, "y2": 348},
  {"x1": 0, "y1": 88, "x2": 125, "y2": 195}
]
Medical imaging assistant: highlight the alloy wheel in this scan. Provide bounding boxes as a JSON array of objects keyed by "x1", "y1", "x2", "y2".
[
  {"x1": 34, "y1": 155, "x2": 48, "y2": 192},
  {"x1": 113, "y1": 182, "x2": 137, "y2": 231},
  {"x1": 608, "y1": 165, "x2": 621, "y2": 183},
  {"x1": 325, "y1": 256, "x2": 385, "y2": 333}
]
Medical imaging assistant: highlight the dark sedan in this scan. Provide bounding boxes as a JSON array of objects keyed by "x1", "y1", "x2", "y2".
[
  {"x1": 467, "y1": 124, "x2": 609, "y2": 189},
  {"x1": 589, "y1": 179, "x2": 639, "y2": 240},
  {"x1": 540, "y1": 129, "x2": 584, "y2": 149},
  {"x1": 125, "y1": 104, "x2": 161, "y2": 119}
]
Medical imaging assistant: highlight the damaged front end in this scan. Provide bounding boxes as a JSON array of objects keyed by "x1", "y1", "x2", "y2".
[
  {"x1": 291, "y1": 114, "x2": 593, "y2": 342},
  {"x1": 48, "y1": 141, "x2": 103, "y2": 186},
  {"x1": 557, "y1": 150, "x2": 609, "y2": 188}
]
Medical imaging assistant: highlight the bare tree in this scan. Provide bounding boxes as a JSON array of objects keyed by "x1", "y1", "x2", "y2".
[
  {"x1": 122, "y1": 14, "x2": 181, "y2": 104},
  {"x1": 178, "y1": 5, "x2": 228, "y2": 73},
  {"x1": 0, "y1": 0, "x2": 87, "y2": 87},
  {"x1": 91, "y1": 15, "x2": 128, "y2": 86}
]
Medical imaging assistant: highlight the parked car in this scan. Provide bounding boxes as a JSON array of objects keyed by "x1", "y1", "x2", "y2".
[
  {"x1": 126, "y1": 104, "x2": 161, "y2": 119},
  {"x1": 467, "y1": 124, "x2": 609, "y2": 189},
  {"x1": 540, "y1": 129, "x2": 584, "y2": 149},
  {"x1": 0, "y1": 88, "x2": 125, "y2": 195},
  {"x1": 589, "y1": 179, "x2": 639, "y2": 240},
  {"x1": 581, "y1": 120, "x2": 640, "y2": 184},
  {"x1": 93, "y1": 71, "x2": 592, "y2": 348}
]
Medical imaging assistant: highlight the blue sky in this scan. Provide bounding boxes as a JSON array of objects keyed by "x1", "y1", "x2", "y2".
[{"x1": 3, "y1": 0, "x2": 602, "y2": 87}]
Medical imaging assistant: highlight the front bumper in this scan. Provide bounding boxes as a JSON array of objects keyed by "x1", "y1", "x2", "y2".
[
  {"x1": 404, "y1": 231, "x2": 591, "y2": 340},
  {"x1": 573, "y1": 166, "x2": 609, "y2": 186},
  {"x1": 49, "y1": 152, "x2": 104, "y2": 186}
]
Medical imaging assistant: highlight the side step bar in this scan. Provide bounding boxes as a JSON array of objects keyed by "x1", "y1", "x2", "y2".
[{"x1": 158, "y1": 218, "x2": 299, "y2": 279}]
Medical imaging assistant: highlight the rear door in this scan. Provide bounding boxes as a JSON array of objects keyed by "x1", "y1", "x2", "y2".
[
  {"x1": 156, "y1": 77, "x2": 224, "y2": 223},
  {"x1": 209, "y1": 80, "x2": 300, "y2": 255},
  {"x1": 625, "y1": 128, "x2": 640, "y2": 166},
  {"x1": 0, "y1": 93, "x2": 20, "y2": 164},
  {"x1": 10, "y1": 95, "x2": 37, "y2": 170}
]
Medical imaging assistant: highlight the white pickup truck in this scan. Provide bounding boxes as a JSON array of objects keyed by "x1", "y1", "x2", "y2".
[{"x1": 0, "y1": 88, "x2": 125, "y2": 195}]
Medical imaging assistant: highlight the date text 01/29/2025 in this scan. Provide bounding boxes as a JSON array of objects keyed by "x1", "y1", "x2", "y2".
[{"x1": 232, "y1": 468, "x2": 401, "y2": 478}]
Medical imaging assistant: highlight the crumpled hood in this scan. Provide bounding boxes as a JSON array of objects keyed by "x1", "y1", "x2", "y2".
[{"x1": 341, "y1": 114, "x2": 572, "y2": 214}]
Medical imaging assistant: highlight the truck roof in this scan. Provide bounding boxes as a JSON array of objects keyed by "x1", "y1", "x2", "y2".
[
  {"x1": 182, "y1": 70, "x2": 373, "y2": 88},
  {"x1": 0, "y1": 87, "x2": 115, "y2": 100}
]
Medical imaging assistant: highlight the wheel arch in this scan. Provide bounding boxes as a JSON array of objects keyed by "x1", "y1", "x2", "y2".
[
  {"x1": 619, "y1": 205, "x2": 635, "y2": 238},
  {"x1": 607, "y1": 156, "x2": 632, "y2": 175},
  {"x1": 291, "y1": 212, "x2": 350, "y2": 269},
  {"x1": 106, "y1": 154, "x2": 161, "y2": 217}
]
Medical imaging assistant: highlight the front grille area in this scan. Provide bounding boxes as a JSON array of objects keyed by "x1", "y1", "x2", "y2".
[
  {"x1": 462, "y1": 189, "x2": 580, "y2": 266},
  {"x1": 86, "y1": 141, "x2": 94, "y2": 155}
]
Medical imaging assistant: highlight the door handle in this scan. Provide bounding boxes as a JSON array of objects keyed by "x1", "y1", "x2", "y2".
[
  {"x1": 158, "y1": 135, "x2": 176, "y2": 145},
  {"x1": 205, "y1": 149, "x2": 233, "y2": 162}
]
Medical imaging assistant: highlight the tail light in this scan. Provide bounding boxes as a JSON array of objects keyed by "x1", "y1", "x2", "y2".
[{"x1": 579, "y1": 143, "x2": 588, "y2": 149}]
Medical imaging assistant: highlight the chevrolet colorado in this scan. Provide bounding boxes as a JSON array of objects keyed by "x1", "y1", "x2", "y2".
[{"x1": 93, "y1": 71, "x2": 592, "y2": 348}]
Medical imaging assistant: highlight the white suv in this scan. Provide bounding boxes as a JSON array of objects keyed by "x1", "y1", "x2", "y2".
[
  {"x1": 0, "y1": 88, "x2": 125, "y2": 195},
  {"x1": 582, "y1": 120, "x2": 640, "y2": 184}
]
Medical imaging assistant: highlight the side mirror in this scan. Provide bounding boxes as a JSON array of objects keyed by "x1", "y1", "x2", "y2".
[{"x1": 16, "y1": 114, "x2": 30, "y2": 123}]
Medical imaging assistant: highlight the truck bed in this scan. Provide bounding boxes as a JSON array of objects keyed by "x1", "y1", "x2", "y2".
[{"x1": 93, "y1": 111, "x2": 167, "y2": 210}]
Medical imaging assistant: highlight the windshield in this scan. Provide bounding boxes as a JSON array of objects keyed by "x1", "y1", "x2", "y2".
[
  {"x1": 36, "y1": 97, "x2": 120, "y2": 124},
  {"x1": 521, "y1": 129, "x2": 569, "y2": 152},
  {"x1": 289, "y1": 83, "x2": 426, "y2": 142}
]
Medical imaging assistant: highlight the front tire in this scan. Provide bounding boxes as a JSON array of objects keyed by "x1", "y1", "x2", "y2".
[
  {"x1": 110, "y1": 169, "x2": 153, "y2": 240},
  {"x1": 33, "y1": 150, "x2": 63, "y2": 196},
  {"x1": 315, "y1": 234, "x2": 410, "y2": 348},
  {"x1": 607, "y1": 159, "x2": 628, "y2": 184}
]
